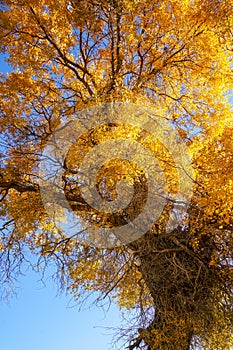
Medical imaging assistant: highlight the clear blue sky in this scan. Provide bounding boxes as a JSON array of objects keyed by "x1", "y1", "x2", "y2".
[
  {"x1": 0, "y1": 55, "x2": 124, "y2": 350},
  {"x1": 0, "y1": 266, "x2": 123, "y2": 350}
]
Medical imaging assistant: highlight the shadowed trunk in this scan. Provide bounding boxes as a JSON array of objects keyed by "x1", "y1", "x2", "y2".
[{"x1": 128, "y1": 225, "x2": 216, "y2": 350}]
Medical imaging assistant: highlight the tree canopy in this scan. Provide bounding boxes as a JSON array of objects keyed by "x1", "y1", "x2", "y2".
[{"x1": 0, "y1": 0, "x2": 233, "y2": 349}]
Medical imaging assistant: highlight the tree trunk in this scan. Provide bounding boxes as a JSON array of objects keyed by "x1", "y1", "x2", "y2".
[{"x1": 129, "y1": 227, "x2": 216, "y2": 350}]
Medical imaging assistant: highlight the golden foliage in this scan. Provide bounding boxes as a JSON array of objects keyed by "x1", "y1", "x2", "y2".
[{"x1": 0, "y1": 0, "x2": 233, "y2": 349}]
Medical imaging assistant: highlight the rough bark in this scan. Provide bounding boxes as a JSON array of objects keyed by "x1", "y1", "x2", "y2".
[{"x1": 128, "y1": 226, "x2": 217, "y2": 350}]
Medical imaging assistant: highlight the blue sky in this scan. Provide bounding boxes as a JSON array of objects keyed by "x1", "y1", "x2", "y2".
[
  {"x1": 0, "y1": 55, "x2": 124, "y2": 350},
  {"x1": 0, "y1": 266, "x2": 123, "y2": 350}
]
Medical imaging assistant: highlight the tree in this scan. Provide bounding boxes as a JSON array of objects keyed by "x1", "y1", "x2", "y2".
[{"x1": 0, "y1": 0, "x2": 233, "y2": 349}]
